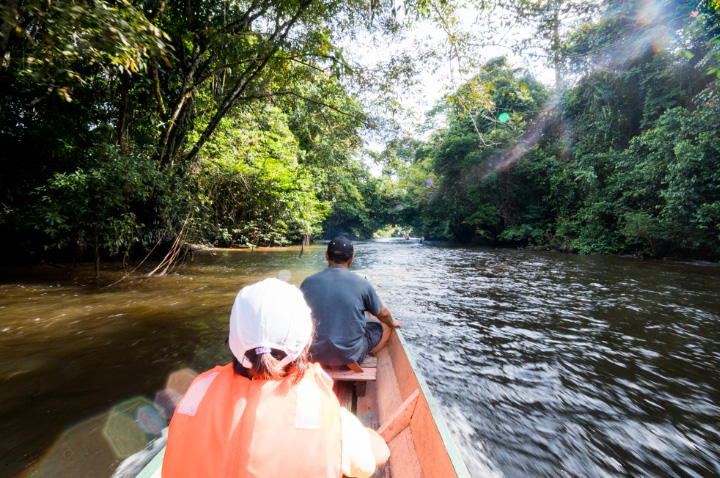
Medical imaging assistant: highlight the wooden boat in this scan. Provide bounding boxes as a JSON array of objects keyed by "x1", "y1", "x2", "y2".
[
  {"x1": 330, "y1": 328, "x2": 470, "y2": 477},
  {"x1": 136, "y1": 328, "x2": 469, "y2": 477}
]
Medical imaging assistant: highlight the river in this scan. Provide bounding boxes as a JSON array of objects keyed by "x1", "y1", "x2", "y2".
[{"x1": 1, "y1": 239, "x2": 719, "y2": 477}]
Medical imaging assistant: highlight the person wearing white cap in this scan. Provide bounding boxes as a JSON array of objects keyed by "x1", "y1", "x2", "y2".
[{"x1": 162, "y1": 278, "x2": 389, "y2": 478}]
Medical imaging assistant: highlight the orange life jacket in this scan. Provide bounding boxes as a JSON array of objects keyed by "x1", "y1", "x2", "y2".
[{"x1": 161, "y1": 362, "x2": 342, "y2": 478}]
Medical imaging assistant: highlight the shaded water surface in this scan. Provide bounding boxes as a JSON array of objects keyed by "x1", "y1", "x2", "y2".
[{"x1": 1, "y1": 240, "x2": 719, "y2": 477}]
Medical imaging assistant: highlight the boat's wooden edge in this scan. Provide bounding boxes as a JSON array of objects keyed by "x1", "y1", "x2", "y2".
[
  {"x1": 394, "y1": 328, "x2": 471, "y2": 478},
  {"x1": 135, "y1": 447, "x2": 164, "y2": 478}
]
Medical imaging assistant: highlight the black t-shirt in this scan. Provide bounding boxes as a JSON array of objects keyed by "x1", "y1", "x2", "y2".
[{"x1": 300, "y1": 266, "x2": 383, "y2": 366}]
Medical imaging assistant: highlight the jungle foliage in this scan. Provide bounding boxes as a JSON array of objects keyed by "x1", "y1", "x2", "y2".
[
  {"x1": 1, "y1": 0, "x2": 719, "y2": 268},
  {"x1": 392, "y1": 0, "x2": 720, "y2": 260},
  {"x1": 0, "y1": 0, "x2": 405, "y2": 270}
]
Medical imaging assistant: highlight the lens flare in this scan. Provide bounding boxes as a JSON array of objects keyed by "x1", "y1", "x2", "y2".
[
  {"x1": 165, "y1": 368, "x2": 198, "y2": 396},
  {"x1": 103, "y1": 412, "x2": 147, "y2": 459},
  {"x1": 498, "y1": 112, "x2": 510, "y2": 123},
  {"x1": 136, "y1": 405, "x2": 165, "y2": 436},
  {"x1": 103, "y1": 397, "x2": 164, "y2": 458},
  {"x1": 596, "y1": 0, "x2": 674, "y2": 66},
  {"x1": 637, "y1": 0, "x2": 664, "y2": 25},
  {"x1": 474, "y1": 0, "x2": 677, "y2": 182},
  {"x1": 476, "y1": 93, "x2": 563, "y2": 180},
  {"x1": 151, "y1": 368, "x2": 199, "y2": 420},
  {"x1": 154, "y1": 388, "x2": 183, "y2": 420},
  {"x1": 28, "y1": 413, "x2": 117, "y2": 477}
]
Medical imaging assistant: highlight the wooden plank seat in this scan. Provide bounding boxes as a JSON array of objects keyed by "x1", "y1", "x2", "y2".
[
  {"x1": 327, "y1": 368, "x2": 377, "y2": 381},
  {"x1": 360, "y1": 355, "x2": 378, "y2": 368},
  {"x1": 325, "y1": 355, "x2": 378, "y2": 382},
  {"x1": 326, "y1": 355, "x2": 379, "y2": 412}
]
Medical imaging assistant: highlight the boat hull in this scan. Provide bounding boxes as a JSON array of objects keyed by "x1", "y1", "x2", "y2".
[{"x1": 369, "y1": 329, "x2": 469, "y2": 478}]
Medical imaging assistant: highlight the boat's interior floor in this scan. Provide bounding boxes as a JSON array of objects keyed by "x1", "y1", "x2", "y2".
[{"x1": 328, "y1": 354, "x2": 395, "y2": 478}]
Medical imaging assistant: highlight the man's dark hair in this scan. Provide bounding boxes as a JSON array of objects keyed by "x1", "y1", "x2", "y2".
[{"x1": 327, "y1": 236, "x2": 353, "y2": 263}]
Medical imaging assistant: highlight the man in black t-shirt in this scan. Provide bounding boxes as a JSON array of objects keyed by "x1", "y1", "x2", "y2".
[{"x1": 300, "y1": 237, "x2": 401, "y2": 367}]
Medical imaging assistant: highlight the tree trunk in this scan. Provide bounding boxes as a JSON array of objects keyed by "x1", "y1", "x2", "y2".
[
  {"x1": 94, "y1": 223, "x2": 100, "y2": 279},
  {"x1": 117, "y1": 72, "x2": 132, "y2": 152},
  {"x1": 551, "y1": 2, "x2": 563, "y2": 89}
]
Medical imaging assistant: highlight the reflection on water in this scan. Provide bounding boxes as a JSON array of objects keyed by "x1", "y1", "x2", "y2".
[{"x1": 1, "y1": 240, "x2": 719, "y2": 477}]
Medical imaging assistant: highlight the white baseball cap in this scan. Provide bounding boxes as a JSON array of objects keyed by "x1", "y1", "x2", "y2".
[{"x1": 228, "y1": 278, "x2": 313, "y2": 369}]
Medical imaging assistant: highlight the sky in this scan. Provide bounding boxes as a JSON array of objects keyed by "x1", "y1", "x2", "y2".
[{"x1": 340, "y1": 6, "x2": 555, "y2": 170}]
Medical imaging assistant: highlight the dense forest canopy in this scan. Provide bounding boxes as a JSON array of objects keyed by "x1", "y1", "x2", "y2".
[
  {"x1": 1, "y1": 0, "x2": 719, "y2": 271},
  {"x1": 391, "y1": 0, "x2": 720, "y2": 260}
]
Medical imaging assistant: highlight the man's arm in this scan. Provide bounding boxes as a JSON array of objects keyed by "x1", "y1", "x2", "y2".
[
  {"x1": 376, "y1": 305, "x2": 401, "y2": 329},
  {"x1": 363, "y1": 279, "x2": 400, "y2": 329}
]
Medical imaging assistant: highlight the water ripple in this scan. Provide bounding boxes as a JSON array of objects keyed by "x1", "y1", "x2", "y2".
[
  {"x1": 1, "y1": 240, "x2": 719, "y2": 477},
  {"x1": 362, "y1": 239, "x2": 720, "y2": 478}
]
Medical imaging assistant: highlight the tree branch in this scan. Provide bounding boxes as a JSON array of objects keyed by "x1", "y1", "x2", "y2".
[
  {"x1": 183, "y1": 0, "x2": 314, "y2": 166},
  {"x1": 242, "y1": 90, "x2": 367, "y2": 123}
]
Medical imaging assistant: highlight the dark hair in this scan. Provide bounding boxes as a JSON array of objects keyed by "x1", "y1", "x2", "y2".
[
  {"x1": 226, "y1": 321, "x2": 314, "y2": 385},
  {"x1": 232, "y1": 348, "x2": 309, "y2": 385},
  {"x1": 328, "y1": 250, "x2": 352, "y2": 263}
]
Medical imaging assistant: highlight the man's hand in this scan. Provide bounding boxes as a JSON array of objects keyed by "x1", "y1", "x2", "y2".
[{"x1": 376, "y1": 306, "x2": 401, "y2": 329}]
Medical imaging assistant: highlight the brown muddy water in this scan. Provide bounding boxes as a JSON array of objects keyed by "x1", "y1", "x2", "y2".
[{"x1": 1, "y1": 239, "x2": 719, "y2": 477}]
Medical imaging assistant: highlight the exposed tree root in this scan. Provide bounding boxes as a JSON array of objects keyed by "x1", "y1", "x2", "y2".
[{"x1": 147, "y1": 212, "x2": 192, "y2": 277}]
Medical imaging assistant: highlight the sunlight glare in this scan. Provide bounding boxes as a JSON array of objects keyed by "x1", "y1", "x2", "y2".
[
  {"x1": 483, "y1": 94, "x2": 563, "y2": 178},
  {"x1": 637, "y1": 0, "x2": 664, "y2": 25}
]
